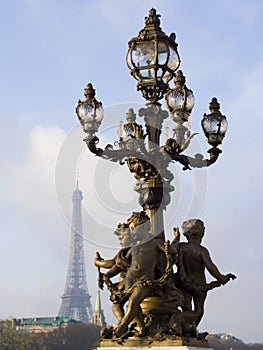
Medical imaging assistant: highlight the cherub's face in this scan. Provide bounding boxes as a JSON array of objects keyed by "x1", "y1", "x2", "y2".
[
  {"x1": 120, "y1": 234, "x2": 133, "y2": 248},
  {"x1": 130, "y1": 223, "x2": 149, "y2": 242},
  {"x1": 114, "y1": 224, "x2": 132, "y2": 247}
]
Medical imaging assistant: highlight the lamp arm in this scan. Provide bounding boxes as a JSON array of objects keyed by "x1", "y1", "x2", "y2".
[
  {"x1": 171, "y1": 154, "x2": 192, "y2": 171},
  {"x1": 186, "y1": 147, "x2": 222, "y2": 169},
  {"x1": 86, "y1": 136, "x2": 147, "y2": 164},
  {"x1": 87, "y1": 136, "x2": 104, "y2": 157},
  {"x1": 165, "y1": 146, "x2": 222, "y2": 171},
  {"x1": 205, "y1": 147, "x2": 222, "y2": 166}
]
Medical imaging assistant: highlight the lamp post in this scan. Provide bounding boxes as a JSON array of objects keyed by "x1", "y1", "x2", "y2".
[
  {"x1": 76, "y1": 8, "x2": 227, "y2": 239},
  {"x1": 75, "y1": 8, "x2": 232, "y2": 342}
]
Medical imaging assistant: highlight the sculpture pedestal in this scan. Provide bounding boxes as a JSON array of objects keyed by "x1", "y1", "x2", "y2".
[
  {"x1": 97, "y1": 347, "x2": 211, "y2": 350},
  {"x1": 96, "y1": 337, "x2": 212, "y2": 350}
]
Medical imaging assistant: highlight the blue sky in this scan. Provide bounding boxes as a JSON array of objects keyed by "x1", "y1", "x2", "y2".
[{"x1": 1, "y1": 0, "x2": 263, "y2": 343}]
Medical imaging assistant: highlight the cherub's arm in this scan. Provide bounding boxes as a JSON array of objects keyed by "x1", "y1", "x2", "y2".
[
  {"x1": 94, "y1": 251, "x2": 116, "y2": 269},
  {"x1": 201, "y1": 247, "x2": 232, "y2": 284},
  {"x1": 94, "y1": 252, "x2": 124, "y2": 290},
  {"x1": 171, "y1": 227, "x2": 180, "y2": 247}
]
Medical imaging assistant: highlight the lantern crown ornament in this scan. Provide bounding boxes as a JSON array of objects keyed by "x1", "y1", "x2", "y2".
[{"x1": 126, "y1": 8, "x2": 180, "y2": 103}]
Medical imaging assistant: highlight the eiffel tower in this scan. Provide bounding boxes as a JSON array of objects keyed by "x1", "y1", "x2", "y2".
[{"x1": 58, "y1": 183, "x2": 93, "y2": 323}]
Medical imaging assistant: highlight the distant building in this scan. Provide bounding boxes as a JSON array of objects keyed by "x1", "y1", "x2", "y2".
[
  {"x1": 91, "y1": 289, "x2": 106, "y2": 327},
  {"x1": 13, "y1": 316, "x2": 80, "y2": 333},
  {"x1": 213, "y1": 333, "x2": 243, "y2": 342}
]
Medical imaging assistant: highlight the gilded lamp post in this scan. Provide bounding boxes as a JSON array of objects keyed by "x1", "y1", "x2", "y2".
[
  {"x1": 76, "y1": 8, "x2": 235, "y2": 345},
  {"x1": 76, "y1": 9, "x2": 227, "y2": 239}
]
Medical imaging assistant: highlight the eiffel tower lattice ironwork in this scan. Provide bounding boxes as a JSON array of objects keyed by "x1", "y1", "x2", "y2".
[{"x1": 58, "y1": 183, "x2": 93, "y2": 323}]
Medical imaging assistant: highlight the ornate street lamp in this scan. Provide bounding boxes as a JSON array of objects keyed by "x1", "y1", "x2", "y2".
[
  {"x1": 76, "y1": 83, "x2": 104, "y2": 142},
  {"x1": 166, "y1": 70, "x2": 195, "y2": 123},
  {"x1": 202, "y1": 97, "x2": 228, "y2": 147},
  {"x1": 76, "y1": 7, "x2": 228, "y2": 239},
  {"x1": 75, "y1": 8, "x2": 233, "y2": 343},
  {"x1": 126, "y1": 8, "x2": 180, "y2": 102},
  {"x1": 165, "y1": 70, "x2": 195, "y2": 148}
]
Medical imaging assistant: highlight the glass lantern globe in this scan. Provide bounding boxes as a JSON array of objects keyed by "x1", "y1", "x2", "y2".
[
  {"x1": 126, "y1": 8, "x2": 180, "y2": 102},
  {"x1": 166, "y1": 70, "x2": 195, "y2": 122},
  {"x1": 76, "y1": 83, "x2": 104, "y2": 140},
  {"x1": 201, "y1": 97, "x2": 228, "y2": 147}
]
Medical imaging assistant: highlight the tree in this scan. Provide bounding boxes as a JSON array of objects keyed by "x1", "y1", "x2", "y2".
[{"x1": 0, "y1": 320, "x2": 101, "y2": 350}]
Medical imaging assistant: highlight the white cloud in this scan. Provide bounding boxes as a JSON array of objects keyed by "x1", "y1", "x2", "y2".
[
  {"x1": 3, "y1": 126, "x2": 66, "y2": 215},
  {"x1": 0, "y1": 125, "x2": 71, "y2": 319}
]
